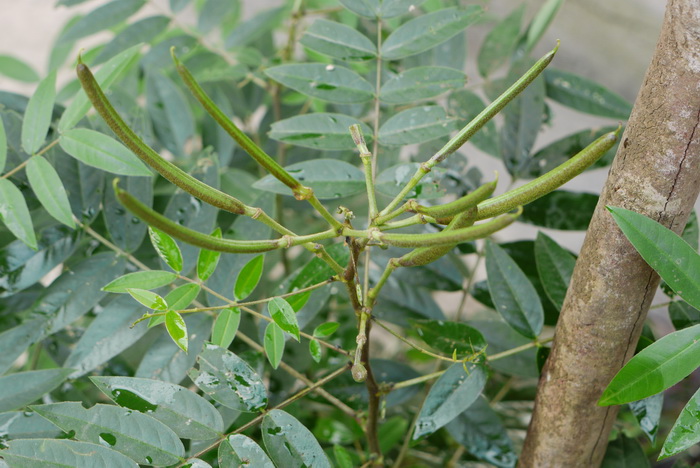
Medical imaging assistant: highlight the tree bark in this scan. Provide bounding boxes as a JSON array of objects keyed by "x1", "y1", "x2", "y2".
[{"x1": 519, "y1": 1, "x2": 700, "y2": 466}]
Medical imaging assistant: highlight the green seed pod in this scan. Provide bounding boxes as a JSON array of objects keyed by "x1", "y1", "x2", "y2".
[
  {"x1": 411, "y1": 178, "x2": 497, "y2": 219},
  {"x1": 77, "y1": 59, "x2": 247, "y2": 215}
]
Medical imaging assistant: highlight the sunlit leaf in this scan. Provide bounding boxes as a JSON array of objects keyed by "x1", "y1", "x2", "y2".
[
  {"x1": 414, "y1": 363, "x2": 487, "y2": 439},
  {"x1": 268, "y1": 297, "x2": 300, "y2": 342},
  {"x1": 309, "y1": 340, "x2": 322, "y2": 363},
  {"x1": 313, "y1": 322, "x2": 339, "y2": 337},
  {"x1": 165, "y1": 310, "x2": 188, "y2": 352},
  {"x1": 234, "y1": 255, "x2": 264, "y2": 300},
  {"x1": 126, "y1": 288, "x2": 168, "y2": 310},
  {"x1": 103, "y1": 270, "x2": 177, "y2": 293},
  {"x1": 197, "y1": 227, "x2": 222, "y2": 281},
  {"x1": 264, "y1": 322, "x2": 285, "y2": 369},
  {"x1": 262, "y1": 409, "x2": 331, "y2": 467},
  {"x1": 26, "y1": 156, "x2": 75, "y2": 229},
  {"x1": 149, "y1": 226, "x2": 184, "y2": 273},
  {"x1": 211, "y1": 307, "x2": 241, "y2": 349},
  {"x1": 188, "y1": 344, "x2": 268, "y2": 412},
  {"x1": 59, "y1": 129, "x2": 152, "y2": 176},
  {"x1": 600, "y1": 324, "x2": 700, "y2": 405},
  {"x1": 21, "y1": 71, "x2": 56, "y2": 155}
]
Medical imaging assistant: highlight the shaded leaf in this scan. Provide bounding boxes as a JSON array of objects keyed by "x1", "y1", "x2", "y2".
[
  {"x1": 378, "y1": 105, "x2": 458, "y2": 146},
  {"x1": 477, "y1": 6, "x2": 524, "y2": 78},
  {"x1": 94, "y1": 16, "x2": 170, "y2": 65},
  {"x1": 375, "y1": 279, "x2": 445, "y2": 327},
  {"x1": 544, "y1": 68, "x2": 633, "y2": 119},
  {"x1": 448, "y1": 89, "x2": 499, "y2": 156},
  {"x1": 0, "y1": 411, "x2": 61, "y2": 440},
  {"x1": 471, "y1": 319, "x2": 539, "y2": 377},
  {"x1": 534, "y1": 232, "x2": 575, "y2": 310},
  {"x1": 188, "y1": 344, "x2": 268, "y2": 412},
  {"x1": 409, "y1": 319, "x2": 486, "y2": 357},
  {"x1": 219, "y1": 434, "x2": 275, "y2": 468},
  {"x1": 264, "y1": 322, "x2": 285, "y2": 369},
  {"x1": 90, "y1": 376, "x2": 224, "y2": 440},
  {"x1": 380, "y1": 67, "x2": 466, "y2": 104},
  {"x1": 0, "y1": 369, "x2": 73, "y2": 412},
  {"x1": 60, "y1": 0, "x2": 146, "y2": 42},
  {"x1": 269, "y1": 113, "x2": 372, "y2": 151},
  {"x1": 669, "y1": 301, "x2": 700, "y2": 330},
  {"x1": 262, "y1": 409, "x2": 331, "y2": 467},
  {"x1": 234, "y1": 255, "x2": 264, "y2": 300},
  {"x1": 59, "y1": 129, "x2": 152, "y2": 176},
  {"x1": 145, "y1": 71, "x2": 195, "y2": 157},
  {"x1": 268, "y1": 297, "x2": 300, "y2": 341},
  {"x1": 126, "y1": 288, "x2": 168, "y2": 310},
  {"x1": 609, "y1": 206, "x2": 700, "y2": 309},
  {"x1": 522, "y1": 0, "x2": 563, "y2": 53},
  {"x1": 682, "y1": 210, "x2": 699, "y2": 251},
  {"x1": 26, "y1": 156, "x2": 75, "y2": 228},
  {"x1": 629, "y1": 393, "x2": 663, "y2": 444},
  {"x1": 0, "y1": 55, "x2": 39, "y2": 83},
  {"x1": 485, "y1": 240, "x2": 543, "y2": 339},
  {"x1": 300, "y1": 19, "x2": 376, "y2": 61},
  {"x1": 52, "y1": 146, "x2": 104, "y2": 224},
  {"x1": 102, "y1": 270, "x2": 177, "y2": 293},
  {"x1": 211, "y1": 307, "x2": 241, "y2": 349},
  {"x1": 165, "y1": 311, "x2": 188, "y2": 353},
  {"x1": 601, "y1": 434, "x2": 650, "y2": 468},
  {"x1": 446, "y1": 396, "x2": 517, "y2": 468},
  {"x1": 21, "y1": 71, "x2": 56, "y2": 155},
  {"x1": 338, "y1": 0, "x2": 379, "y2": 18},
  {"x1": 58, "y1": 45, "x2": 141, "y2": 132},
  {"x1": 254, "y1": 159, "x2": 365, "y2": 199},
  {"x1": 31, "y1": 402, "x2": 184, "y2": 466},
  {"x1": 225, "y1": 6, "x2": 286, "y2": 48},
  {"x1": 600, "y1": 324, "x2": 700, "y2": 405},
  {"x1": 414, "y1": 363, "x2": 487, "y2": 439},
  {"x1": 149, "y1": 226, "x2": 183, "y2": 273},
  {"x1": 197, "y1": 228, "x2": 222, "y2": 282},
  {"x1": 289, "y1": 243, "x2": 349, "y2": 292},
  {"x1": 0, "y1": 117, "x2": 6, "y2": 173},
  {"x1": 521, "y1": 190, "x2": 598, "y2": 231},
  {"x1": 381, "y1": 7, "x2": 482, "y2": 60},
  {"x1": 0, "y1": 179, "x2": 37, "y2": 249},
  {"x1": 0, "y1": 439, "x2": 137, "y2": 468},
  {"x1": 0, "y1": 321, "x2": 44, "y2": 375},
  {"x1": 379, "y1": 0, "x2": 427, "y2": 18},
  {"x1": 265, "y1": 63, "x2": 374, "y2": 104},
  {"x1": 378, "y1": 417, "x2": 408, "y2": 454}
]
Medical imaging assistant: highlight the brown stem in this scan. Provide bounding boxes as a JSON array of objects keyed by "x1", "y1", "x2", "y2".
[{"x1": 361, "y1": 320, "x2": 382, "y2": 465}]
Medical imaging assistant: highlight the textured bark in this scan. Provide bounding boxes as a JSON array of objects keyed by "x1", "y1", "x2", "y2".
[{"x1": 519, "y1": 1, "x2": 700, "y2": 467}]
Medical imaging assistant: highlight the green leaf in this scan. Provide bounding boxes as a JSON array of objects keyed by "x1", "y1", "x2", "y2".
[
  {"x1": 63, "y1": 295, "x2": 147, "y2": 378},
  {"x1": 102, "y1": 174, "x2": 151, "y2": 252},
  {"x1": 334, "y1": 444, "x2": 354, "y2": 468},
  {"x1": 683, "y1": 210, "x2": 699, "y2": 251},
  {"x1": 253, "y1": 159, "x2": 365, "y2": 199},
  {"x1": 211, "y1": 307, "x2": 241, "y2": 349},
  {"x1": 0, "y1": 321, "x2": 44, "y2": 375},
  {"x1": 225, "y1": 6, "x2": 287, "y2": 48},
  {"x1": 90, "y1": 376, "x2": 224, "y2": 440},
  {"x1": 264, "y1": 63, "x2": 374, "y2": 104},
  {"x1": 448, "y1": 90, "x2": 500, "y2": 156},
  {"x1": 0, "y1": 117, "x2": 6, "y2": 173},
  {"x1": 0, "y1": 411, "x2": 61, "y2": 440},
  {"x1": 1, "y1": 439, "x2": 138, "y2": 468},
  {"x1": 521, "y1": 190, "x2": 598, "y2": 231},
  {"x1": 378, "y1": 417, "x2": 408, "y2": 454},
  {"x1": 136, "y1": 314, "x2": 211, "y2": 383},
  {"x1": 149, "y1": 226, "x2": 184, "y2": 272},
  {"x1": 165, "y1": 310, "x2": 188, "y2": 352},
  {"x1": 534, "y1": 232, "x2": 576, "y2": 310},
  {"x1": 338, "y1": 0, "x2": 379, "y2": 18},
  {"x1": 269, "y1": 113, "x2": 372, "y2": 151},
  {"x1": 0, "y1": 55, "x2": 39, "y2": 82},
  {"x1": 500, "y1": 65, "x2": 545, "y2": 176},
  {"x1": 414, "y1": 363, "x2": 487, "y2": 439},
  {"x1": 379, "y1": 67, "x2": 466, "y2": 104},
  {"x1": 26, "y1": 156, "x2": 75, "y2": 229},
  {"x1": 0, "y1": 369, "x2": 73, "y2": 412},
  {"x1": 102, "y1": 270, "x2": 177, "y2": 293},
  {"x1": 264, "y1": 322, "x2": 285, "y2": 369},
  {"x1": 446, "y1": 396, "x2": 517, "y2": 467},
  {"x1": 234, "y1": 255, "x2": 264, "y2": 300},
  {"x1": 485, "y1": 240, "x2": 544, "y2": 339},
  {"x1": 379, "y1": 0, "x2": 427, "y2": 18},
  {"x1": 0, "y1": 179, "x2": 37, "y2": 249},
  {"x1": 188, "y1": 344, "x2": 268, "y2": 412},
  {"x1": 381, "y1": 7, "x2": 482, "y2": 60},
  {"x1": 126, "y1": 288, "x2": 168, "y2": 310},
  {"x1": 60, "y1": 0, "x2": 146, "y2": 42},
  {"x1": 145, "y1": 71, "x2": 195, "y2": 157},
  {"x1": 289, "y1": 243, "x2": 349, "y2": 291},
  {"x1": 170, "y1": 0, "x2": 189, "y2": 12},
  {"x1": 197, "y1": 227, "x2": 222, "y2": 281},
  {"x1": 544, "y1": 68, "x2": 633, "y2": 119},
  {"x1": 21, "y1": 71, "x2": 56, "y2": 155},
  {"x1": 309, "y1": 340, "x2": 322, "y2": 363},
  {"x1": 477, "y1": 6, "x2": 524, "y2": 78},
  {"x1": 300, "y1": 19, "x2": 376, "y2": 61},
  {"x1": 378, "y1": 106, "x2": 458, "y2": 146},
  {"x1": 608, "y1": 206, "x2": 700, "y2": 309},
  {"x1": 628, "y1": 393, "x2": 663, "y2": 444},
  {"x1": 519, "y1": 126, "x2": 620, "y2": 178},
  {"x1": 59, "y1": 129, "x2": 152, "y2": 177},
  {"x1": 94, "y1": 16, "x2": 171, "y2": 65},
  {"x1": 58, "y1": 44, "x2": 141, "y2": 132},
  {"x1": 262, "y1": 409, "x2": 332, "y2": 467},
  {"x1": 148, "y1": 283, "x2": 201, "y2": 327},
  {"x1": 660, "y1": 386, "x2": 700, "y2": 459},
  {"x1": 268, "y1": 297, "x2": 300, "y2": 342},
  {"x1": 313, "y1": 322, "x2": 340, "y2": 337},
  {"x1": 219, "y1": 435, "x2": 275, "y2": 468},
  {"x1": 600, "y1": 324, "x2": 700, "y2": 405},
  {"x1": 601, "y1": 434, "x2": 650, "y2": 468},
  {"x1": 409, "y1": 319, "x2": 486, "y2": 357},
  {"x1": 31, "y1": 402, "x2": 184, "y2": 466},
  {"x1": 670, "y1": 301, "x2": 700, "y2": 330}
]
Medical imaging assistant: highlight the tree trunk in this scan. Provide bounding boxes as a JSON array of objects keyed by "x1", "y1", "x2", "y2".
[{"x1": 519, "y1": 1, "x2": 700, "y2": 466}]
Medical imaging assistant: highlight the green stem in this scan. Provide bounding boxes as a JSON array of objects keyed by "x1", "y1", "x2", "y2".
[
  {"x1": 350, "y1": 124, "x2": 378, "y2": 220},
  {"x1": 378, "y1": 43, "x2": 560, "y2": 216},
  {"x1": 1, "y1": 139, "x2": 60, "y2": 180},
  {"x1": 366, "y1": 258, "x2": 397, "y2": 307}
]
